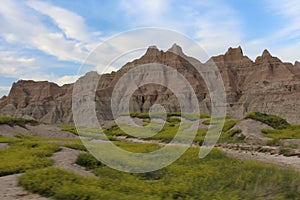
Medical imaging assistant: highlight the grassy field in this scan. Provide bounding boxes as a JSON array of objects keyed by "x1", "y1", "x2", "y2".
[
  {"x1": 18, "y1": 145, "x2": 300, "y2": 200},
  {"x1": 0, "y1": 139, "x2": 59, "y2": 176},
  {"x1": 262, "y1": 125, "x2": 300, "y2": 139},
  {"x1": 1, "y1": 114, "x2": 300, "y2": 199}
]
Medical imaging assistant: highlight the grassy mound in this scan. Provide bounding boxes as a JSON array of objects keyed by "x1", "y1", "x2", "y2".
[
  {"x1": 0, "y1": 116, "x2": 38, "y2": 127},
  {"x1": 245, "y1": 111, "x2": 290, "y2": 129}
]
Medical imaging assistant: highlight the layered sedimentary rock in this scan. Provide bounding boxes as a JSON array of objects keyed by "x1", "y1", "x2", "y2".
[{"x1": 1, "y1": 44, "x2": 300, "y2": 124}]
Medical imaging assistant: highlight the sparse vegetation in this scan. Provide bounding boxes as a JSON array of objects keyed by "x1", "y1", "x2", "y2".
[
  {"x1": 266, "y1": 138, "x2": 284, "y2": 146},
  {"x1": 245, "y1": 111, "x2": 290, "y2": 129}
]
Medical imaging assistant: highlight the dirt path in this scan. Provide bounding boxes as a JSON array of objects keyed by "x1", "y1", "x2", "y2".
[
  {"x1": 220, "y1": 147, "x2": 300, "y2": 170},
  {"x1": 0, "y1": 174, "x2": 48, "y2": 200},
  {"x1": 51, "y1": 147, "x2": 95, "y2": 177}
]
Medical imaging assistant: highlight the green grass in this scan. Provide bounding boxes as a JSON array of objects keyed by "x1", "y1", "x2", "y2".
[
  {"x1": 19, "y1": 167, "x2": 158, "y2": 200},
  {"x1": 113, "y1": 141, "x2": 162, "y2": 153},
  {"x1": 105, "y1": 119, "x2": 240, "y2": 144},
  {"x1": 129, "y1": 112, "x2": 211, "y2": 121},
  {"x1": 0, "y1": 135, "x2": 21, "y2": 143},
  {"x1": 19, "y1": 146, "x2": 300, "y2": 200},
  {"x1": 222, "y1": 120, "x2": 239, "y2": 132},
  {"x1": 0, "y1": 140, "x2": 59, "y2": 176},
  {"x1": 262, "y1": 124, "x2": 300, "y2": 139},
  {"x1": 245, "y1": 111, "x2": 290, "y2": 129},
  {"x1": 0, "y1": 116, "x2": 38, "y2": 127}
]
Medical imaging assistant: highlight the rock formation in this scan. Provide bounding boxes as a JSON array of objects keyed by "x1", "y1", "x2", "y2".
[{"x1": 1, "y1": 44, "x2": 300, "y2": 124}]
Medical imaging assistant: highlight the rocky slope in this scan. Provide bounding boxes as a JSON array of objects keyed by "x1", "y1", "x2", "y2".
[{"x1": 1, "y1": 44, "x2": 300, "y2": 124}]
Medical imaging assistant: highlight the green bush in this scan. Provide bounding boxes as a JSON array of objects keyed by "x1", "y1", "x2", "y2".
[
  {"x1": 0, "y1": 116, "x2": 38, "y2": 127},
  {"x1": 75, "y1": 153, "x2": 103, "y2": 169},
  {"x1": 245, "y1": 111, "x2": 290, "y2": 129},
  {"x1": 202, "y1": 119, "x2": 211, "y2": 125},
  {"x1": 199, "y1": 113, "x2": 211, "y2": 119},
  {"x1": 166, "y1": 117, "x2": 181, "y2": 124},
  {"x1": 266, "y1": 138, "x2": 283, "y2": 146},
  {"x1": 138, "y1": 169, "x2": 166, "y2": 180}
]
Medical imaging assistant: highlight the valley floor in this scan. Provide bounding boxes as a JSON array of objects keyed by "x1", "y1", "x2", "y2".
[{"x1": 1, "y1": 113, "x2": 300, "y2": 199}]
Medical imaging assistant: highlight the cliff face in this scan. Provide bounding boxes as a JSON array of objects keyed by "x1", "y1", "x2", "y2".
[{"x1": 1, "y1": 44, "x2": 300, "y2": 124}]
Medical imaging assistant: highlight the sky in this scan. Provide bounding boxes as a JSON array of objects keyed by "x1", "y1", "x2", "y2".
[{"x1": 0, "y1": 0, "x2": 300, "y2": 97}]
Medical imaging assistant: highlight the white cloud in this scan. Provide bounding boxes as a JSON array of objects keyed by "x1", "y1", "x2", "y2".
[
  {"x1": 0, "y1": 0, "x2": 89, "y2": 63},
  {"x1": 27, "y1": 0, "x2": 98, "y2": 43},
  {"x1": 0, "y1": 0, "x2": 100, "y2": 88},
  {"x1": 0, "y1": 50, "x2": 37, "y2": 77},
  {"x1": 119, "y1": 0, "x2": 173, "y2": 27}
]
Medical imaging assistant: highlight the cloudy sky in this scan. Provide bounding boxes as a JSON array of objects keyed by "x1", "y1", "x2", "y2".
[{"x1": 0, "y1": 0, "x2": 299, "y2": 97}]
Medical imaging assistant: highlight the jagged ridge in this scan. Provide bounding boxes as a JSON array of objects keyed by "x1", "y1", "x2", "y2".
[{"x1": 1, "y1": 44, "x2": 300, "y2": 124}]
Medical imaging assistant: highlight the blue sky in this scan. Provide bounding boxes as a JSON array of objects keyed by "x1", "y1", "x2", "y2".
[{"x1": 0, "y1": 0, "x2": 299, "y2": 97}]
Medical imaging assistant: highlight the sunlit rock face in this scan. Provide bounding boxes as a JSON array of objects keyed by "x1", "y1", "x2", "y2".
[{"x1": 1, "y1": 44, "x2": 300, "y2": 124}]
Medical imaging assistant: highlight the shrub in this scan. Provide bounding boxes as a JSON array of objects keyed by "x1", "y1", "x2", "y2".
[
  {"x1": 279, "y1": 148, "x2": 295, "y2": 156},
  {"x1": 199, "y1": 113, "x2": 211, "y2": 119},
  {"x1": 166, "y1": 117, "x2": 181, "y2": 124},
  {"x1": 245, "y1": 111, "x2": 290, "y2": 129},
  {"x1": 266, "y1": 138, "x2": 283, "y2": 146},
  {"x1": 75, "y1": 153, "x2": 103, "y2": 169}
]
